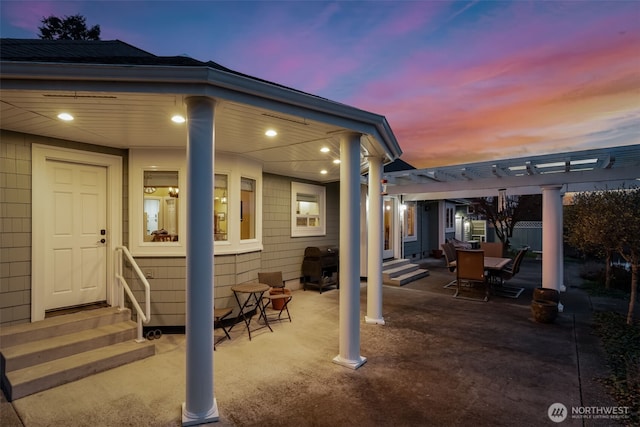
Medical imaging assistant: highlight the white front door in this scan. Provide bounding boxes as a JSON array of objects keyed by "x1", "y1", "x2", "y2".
[
  {"x1": 44, "y1": 160, "x2": 107, "y2": 310},
  {"x1": 383, "y1": 197, "x2": 395, "y2": 259}
]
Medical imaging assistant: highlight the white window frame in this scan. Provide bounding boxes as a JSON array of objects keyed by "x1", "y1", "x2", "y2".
[
  {"x1": 291, "y1": 182, "x2": 326, "y2": 237},
  {"x1": 214, "y1": 173, "x2": 229, "y2": 242},
  {"x1": 215, "y1": 154, "x2": 263, "y2": 255},
  {"x1": 130, "y1": 150, "x2": 263, "y2": 256},
  {"x1": 129, "y1": 149, "x2": 187, "y2": 257},
  {"x1": 403, "y1": 201, "x2": 417, "y2": 242},
  {"x1": 445, "y1": 203, "x2": 455, "y2": 232}
]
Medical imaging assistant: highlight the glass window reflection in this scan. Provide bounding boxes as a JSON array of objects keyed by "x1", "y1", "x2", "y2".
[
  {"x1": 214, "y1": 174, "x2": 228, "y2": 241},
  {"x1": 143, "y1": 170, "x2": 179, "y2": 242}
]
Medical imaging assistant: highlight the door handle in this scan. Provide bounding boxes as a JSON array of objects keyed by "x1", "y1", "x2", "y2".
[{"x1": 99, "y1": 238, "x2": 106, "y2": 244}]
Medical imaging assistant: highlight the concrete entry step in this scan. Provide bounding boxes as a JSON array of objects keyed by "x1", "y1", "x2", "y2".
[
  {"x1": 382, "y1": 258, "x2": 411, "y2": 270},
  {"x1": 2, "y1": 321, "x2": 139, "y2": 372},
  {"x1": 386, "y1": 268, "x2": 430, "y2": 286},
  {"x1": 0, "y1": 307, "x2": 132, "y2": 348},
  {"x1": 0, "y1": 307, "x2": 155, "y2": 401},
  {"x1": 383, "y1": 262, "x2": 419, "y2": 281},
  {"x1": 382, "y1": 259, "x2": 429, "y2": 286},
  {"x1": 4, "y1": 340, "x2": 156, "y2": 401}
]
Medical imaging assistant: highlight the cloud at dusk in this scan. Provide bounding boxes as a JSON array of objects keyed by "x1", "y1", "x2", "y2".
[{"x1": 1, "y1": 0, "x2": 638, "y2": 169}]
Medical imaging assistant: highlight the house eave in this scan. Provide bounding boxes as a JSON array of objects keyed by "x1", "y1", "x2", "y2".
[{"x1": 0, "y1": 60, "x2": 402, "y2": 163}]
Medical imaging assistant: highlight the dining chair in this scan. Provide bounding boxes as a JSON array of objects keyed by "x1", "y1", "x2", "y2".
[
  {"x1": 440, "y1": 243, "x2": 457, "y2": 289},
  {"x1": 454, "y1": 249, "x2": 489, "y2": 301},
  {"x1": 480, "y1": 241, "x2": 503, "y2": 257},
  {"x1": 258, "y1": 271, "x2": 292, "y2": 322},
  {"x1": 497, "y1": 248, "x2": 528, "y2": 283},
  {"x1": 441, "y1": 242, "x2": 457, "y2": 272},
  {"x1": 492, "y1": 248, "x2": 528, "y2": 299},
  {"x1": 213, "y1": 306, "x2": 233, "y2": 350}
]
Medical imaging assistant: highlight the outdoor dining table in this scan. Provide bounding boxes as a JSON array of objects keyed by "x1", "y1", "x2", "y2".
[
  {"x1": 483, "y1": 256, "x2": 512, "y2": 271},
  {"x1": 228, "y1": 282, "x2": 273, "y2": 340},
  {"x1": 450, "y1": 256, "x2": 511, "y2": 271}
]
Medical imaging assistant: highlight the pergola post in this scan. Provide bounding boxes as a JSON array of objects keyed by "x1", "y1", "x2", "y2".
[{"x1": 541, "y1": 185, "x2": 564, "y2": 293}]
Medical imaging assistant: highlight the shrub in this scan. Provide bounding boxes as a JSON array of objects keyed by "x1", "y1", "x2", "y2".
[{"x1": 592, "y1": 311, "x2": 640, "y2": 425}]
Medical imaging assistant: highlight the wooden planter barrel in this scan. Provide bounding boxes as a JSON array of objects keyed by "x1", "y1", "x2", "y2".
[
  {"x1": 533, "y1": 287, "x2": 560, "y2": 304},
  {"x1": 531, "y1": 300, "x2": 558, "y2": 323}
]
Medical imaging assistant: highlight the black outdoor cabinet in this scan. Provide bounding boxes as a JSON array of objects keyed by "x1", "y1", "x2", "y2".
[{"x1": 301, "y1": 245, "x2": 339, "y2": 293}]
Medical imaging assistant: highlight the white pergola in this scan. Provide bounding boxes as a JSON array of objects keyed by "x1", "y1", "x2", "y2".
[
  {"x1": 383, "y1": 144, "x2": 640, "y2": 293},
  {"x1": 384, "y1": 145, "x2": 640, "y2": 199}
]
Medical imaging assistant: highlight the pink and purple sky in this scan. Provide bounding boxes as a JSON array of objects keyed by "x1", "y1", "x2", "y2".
[{"x1": 1, "y1": 1, "x2": 638, "y2": 169}]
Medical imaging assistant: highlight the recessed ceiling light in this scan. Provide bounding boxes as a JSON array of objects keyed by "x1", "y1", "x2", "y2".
[
  {"x1": 320, "y1": 147, "x2": 330, "y2": 153},
  {"x1": 265, "y1": 129, "x2": 277, "y2": 137},
  {"x1": 171, "y1": 115, "x2": 186, "y2": 124},
  {"x1": 320, "y1": 170, "x2": 328, "y2": 175},
  {"x1": 57, "y1": 113, "x2": 74, "y2": 121},
  {"x1": 333, "y1": 159, "x2": 341, "y2": 164}
]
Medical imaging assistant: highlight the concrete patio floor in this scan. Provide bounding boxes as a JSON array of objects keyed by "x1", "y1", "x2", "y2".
[{"x1": 1, "y1": 257, "x2": 634, "y2": 426}]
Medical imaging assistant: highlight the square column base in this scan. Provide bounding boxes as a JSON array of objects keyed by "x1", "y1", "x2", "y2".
[
  {"x1": 332, "y1": 355, "x2": 367, "y2": 370},
  {"x1": 182, "y1": 400, "x2": 219, "y2": 426},
  {"x1": 365, "y1": 316, "x2": 385, "y2": 325}
]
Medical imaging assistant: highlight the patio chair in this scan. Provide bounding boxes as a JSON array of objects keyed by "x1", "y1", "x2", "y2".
[
  {"x1": 441, "y1": 242, "x2": 457, "y2": 272},
  {"x1": 498, "y1": 248, "x2": 527, "y2": 282},
  {"x1": 258, "y1": 271, "x2": 292, "y2": 323},
  {"x1": 480, "y1": 241, "x2": 503, "y2": 257},
  {"x1": 441, "y1": 243, "x2": 458, "y2": 289},
  {"x1": 492, "y1": 248, "x2": 528, "y2": 298},
  {"x1": 454, "y1": 249, "x2": 489, "y2": 302},
  {"x1": 214, "y1": 306, "x2": 233, "y2": 350}
]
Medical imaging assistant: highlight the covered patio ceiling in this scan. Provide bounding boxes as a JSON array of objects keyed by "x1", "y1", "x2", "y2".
[
  {"x1": 0, "y1": 88, "x2": 391, "y2": 184},
  {"x1": 385, "y1": 144, "x2": 640, "y2": 201}
]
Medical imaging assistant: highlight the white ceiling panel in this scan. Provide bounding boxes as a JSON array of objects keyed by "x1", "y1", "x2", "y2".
[{"x1": 0, "y1": 89, "x2": 350, "y2": 182}]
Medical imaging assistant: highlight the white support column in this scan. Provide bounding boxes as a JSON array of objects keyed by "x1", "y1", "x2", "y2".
[
  {"x1": 438, "y1": 200, "x2": 446, "y2": 247},
  {"x1": 333, "y1": 132, "x2": 367, "y2": 370},
  {"x1": 365, "y1": 156, "x2": 385, "y2": 325},
  {"x1": 182, "y1": 96, "x2": 219, "y2": 426},
  {"x1": 541, "y1": 185, "x2": 564, "y2": 293}
]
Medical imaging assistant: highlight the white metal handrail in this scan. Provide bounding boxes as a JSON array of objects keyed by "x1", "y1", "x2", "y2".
[{"x1": 115, "y1": 246, "x2": 151, "y2": 342}]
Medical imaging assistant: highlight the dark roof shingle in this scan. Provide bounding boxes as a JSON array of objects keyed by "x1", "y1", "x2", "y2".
[
  {"x1": 0, "y1": 38, "x2": 333, "y2": 102},
  {"x1": 1, "y1": 38, "x2": 155, "y2": 59}
]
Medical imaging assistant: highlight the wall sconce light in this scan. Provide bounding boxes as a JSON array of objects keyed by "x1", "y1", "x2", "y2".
[
  {"x1": 144, "y1": 187, "x2": 156, "y2": 194},
  {"x1": 169, "y1": 187, "x2": 179, "y2": 198}
]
